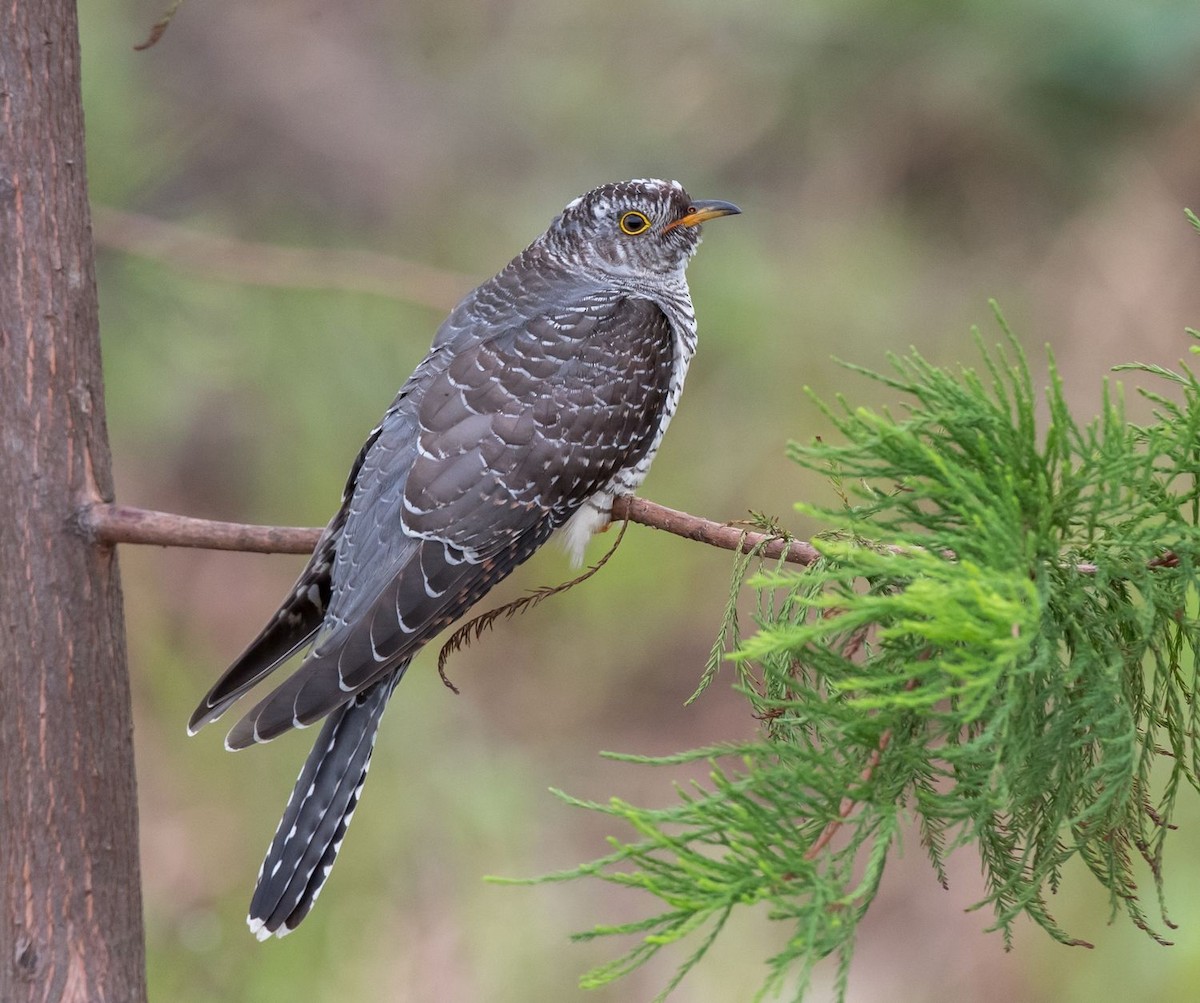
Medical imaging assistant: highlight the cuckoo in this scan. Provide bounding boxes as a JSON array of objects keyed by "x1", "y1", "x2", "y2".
[{"x1": 188, "y1": 178, "x2": 740, "y2": 939}]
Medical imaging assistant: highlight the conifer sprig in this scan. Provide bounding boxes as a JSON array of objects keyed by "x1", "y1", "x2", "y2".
[{"x1": 504, "y1": 310, "x2": 1200, "y2": 1000}]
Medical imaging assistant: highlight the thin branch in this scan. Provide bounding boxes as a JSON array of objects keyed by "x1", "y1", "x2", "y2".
[
  {"x1": 803, "y1": 676, "x2": 917, "y2": 861},
  {"x1": 79, "y1": 498, "x2": 820, "y2": 565},
  {"x1": 79, "y1": 504, "x2": 320, "y2": 554},
  {"x1": 77, "y1": 500, "x2": 1176, "y2": 576},
  {"x1": 90, "y1": 205, "x2": 474, "y2": 313},
  {"x1": 803, "y1": 731, "x2": 891, "y2": 861},
  {"x1": 609, "y1": 497, "x2": 819, "y2": 566},
  {"x1": 132, "y1": 0, "x2": 183, "y2": 50}
]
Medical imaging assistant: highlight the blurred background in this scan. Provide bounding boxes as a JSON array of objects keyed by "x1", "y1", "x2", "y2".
[{"x1": 80, "y1": 0, "x2": 1200, "y2": 999}]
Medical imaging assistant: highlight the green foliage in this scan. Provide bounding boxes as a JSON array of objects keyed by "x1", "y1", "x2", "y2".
[{"x1": 508, "y1": 310, "x2": 1200, "y2": 1000}]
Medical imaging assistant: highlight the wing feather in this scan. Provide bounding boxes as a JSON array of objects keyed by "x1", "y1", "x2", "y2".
[{"x1": 224, "y1": 291, "x2": 676, "y2": 747}]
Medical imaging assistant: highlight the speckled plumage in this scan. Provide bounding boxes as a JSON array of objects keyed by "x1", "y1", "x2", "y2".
[{"x1": 188, "y1": 179, "x2": 739, "y2": 939}]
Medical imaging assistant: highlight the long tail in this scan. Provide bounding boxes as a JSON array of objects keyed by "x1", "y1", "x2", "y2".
[{"x1": 247, "y1": 667, "x2": 406, "y2": 939}]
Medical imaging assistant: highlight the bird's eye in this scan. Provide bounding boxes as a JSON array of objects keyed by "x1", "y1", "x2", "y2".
[{"x1": 619, "y1": 210, "x2": 651, "y2": 235}]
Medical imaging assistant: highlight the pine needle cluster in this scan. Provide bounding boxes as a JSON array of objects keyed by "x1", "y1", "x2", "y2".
[{"x1": 502, "y1": 296, "x2": 1200, "y2": 1000}]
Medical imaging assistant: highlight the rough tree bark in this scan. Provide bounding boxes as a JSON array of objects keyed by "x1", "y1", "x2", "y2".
[{"x1": 0, "y1": 1, "x2": 148, "y2": 1000}]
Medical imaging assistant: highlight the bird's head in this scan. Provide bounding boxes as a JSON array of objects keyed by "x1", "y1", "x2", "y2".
[{"x1": 545, "y1": 179, "x2": 740, "y2": 279}]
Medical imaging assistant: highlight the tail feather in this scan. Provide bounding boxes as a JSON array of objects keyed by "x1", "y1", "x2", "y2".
[
  {"x1": 247, "y1": 668, "x2": 405, "y2": 939},
  {"x1": 188, "y1": 522, "x2": 343, "y2": 736}
]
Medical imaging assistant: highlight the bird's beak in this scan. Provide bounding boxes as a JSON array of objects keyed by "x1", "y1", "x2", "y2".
[{"x1": 664, "y1": 199, "x2": 742, "y2": 233}]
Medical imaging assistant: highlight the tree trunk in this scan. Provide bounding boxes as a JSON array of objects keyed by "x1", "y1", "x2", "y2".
[{"x1": 0, "y1": 1, "x2": 147, "y2": 1000}]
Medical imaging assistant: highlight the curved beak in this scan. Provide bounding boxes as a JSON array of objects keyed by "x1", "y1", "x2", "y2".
[{"x1": 664, "y1": 199, "x2": 742, "y2": 233}]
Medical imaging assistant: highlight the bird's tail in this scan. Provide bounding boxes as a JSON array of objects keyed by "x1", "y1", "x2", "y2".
[{"x1": 247, "y1": 667, "x2": 405, "y2": 939}]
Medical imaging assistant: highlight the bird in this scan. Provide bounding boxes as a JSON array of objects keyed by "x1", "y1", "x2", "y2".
[{"x1": 188, "y1": 178, "x2": 740, "y2": 940}]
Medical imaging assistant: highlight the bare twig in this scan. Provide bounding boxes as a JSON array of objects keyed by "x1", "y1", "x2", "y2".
[
  {"x1": 79, "y1": 504, "x2": 320, "y2": 554},
  {"x1": 78, "y1": 500, "x2": 1178, "y2": 578},
  {"x1": 133, "y1": 0, "x2": 184, "y2": 50},
  {"x1": 80, "y1": 498, "x2": 818, "y2": 565},
  {"x1": 436, "y1": 521, "x2": 630, "y2": 693},
  {"x1": 608, "y1": 496, "x2": 820, "y2": 566},
  {"x1": 91, "y1": 206, "x2": 474, "y2": 313}
]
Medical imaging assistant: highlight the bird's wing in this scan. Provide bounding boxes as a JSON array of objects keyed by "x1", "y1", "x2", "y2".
[
  {"x1": 187, "y1": 351, "x2": 447, "y2": 733},
  {"x1": 186, "y1": 439, "x2": 374, "y2": 733},
  {"x1": 224, "y1": 293, "x2": 675, "y2": 748}
]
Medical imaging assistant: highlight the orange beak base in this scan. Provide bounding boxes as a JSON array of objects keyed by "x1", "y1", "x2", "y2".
[{"x1": 663, "y1": 199, "x2": 742, "y2": 233}]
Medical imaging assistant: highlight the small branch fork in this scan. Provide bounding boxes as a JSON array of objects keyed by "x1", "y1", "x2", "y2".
[
  {"x1": 803, "y1": 676, "x2": 919, "y2": 861},
  {"x1": 78, "y1": 497, "x2": 822, "y2": 566}
]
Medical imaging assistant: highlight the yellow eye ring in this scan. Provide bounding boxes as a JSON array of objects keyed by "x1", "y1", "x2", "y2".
[{"x1": 619, "y1": 210, "x2": 651, "y2": 235}]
